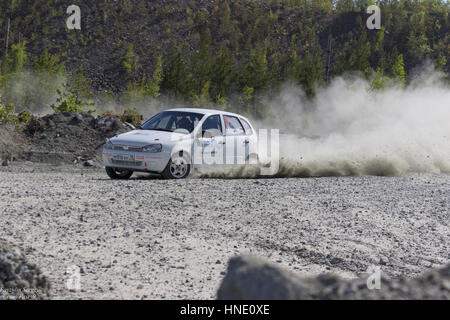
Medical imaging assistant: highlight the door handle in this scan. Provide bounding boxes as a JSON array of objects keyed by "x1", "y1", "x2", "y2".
[
  {"x1": 219, "y1": 141, "x2": 226, "y2": 144},
  {"x1": 244, "y1": 139, "x2": 250, "y2": 144}
]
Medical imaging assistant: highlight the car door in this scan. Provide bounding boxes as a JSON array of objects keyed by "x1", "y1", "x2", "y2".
[
  {"x1": 239, "y1": 117, "x2": 257, "y2": 159},
  {"x1": 223, "y1": 115, "x2": 247, "y2": 165},
  {"x1": 198, "y1": 114, "x2": 225, "y2": 165}
]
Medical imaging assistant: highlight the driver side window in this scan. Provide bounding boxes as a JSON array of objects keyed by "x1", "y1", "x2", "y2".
[{"x1": 202, "y1": 115, "x2": 223, "y2": 137}]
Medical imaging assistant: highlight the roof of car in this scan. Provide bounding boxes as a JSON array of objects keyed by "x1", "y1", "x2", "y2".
[{"x1": 166, "y1": 108, "x2": 246, "y2": 119}]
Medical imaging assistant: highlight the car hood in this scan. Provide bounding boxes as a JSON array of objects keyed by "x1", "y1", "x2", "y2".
[{"x1": 110, "y1": 130, "x2": 190, "y2": 146}]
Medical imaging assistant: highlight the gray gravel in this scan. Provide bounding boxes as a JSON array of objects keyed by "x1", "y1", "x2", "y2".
[{"x1": 0, "y1": 163, "x2": 448, "y2": 299}]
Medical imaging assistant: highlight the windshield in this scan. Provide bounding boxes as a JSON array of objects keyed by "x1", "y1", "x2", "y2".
[{"x1": 141, "y1": 111, "x2": 204, "y2": 134}]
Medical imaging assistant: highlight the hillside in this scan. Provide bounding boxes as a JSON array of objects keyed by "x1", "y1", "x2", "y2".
[{"x1": 0, "y1": 0, "x2": 448, "y2": 117}]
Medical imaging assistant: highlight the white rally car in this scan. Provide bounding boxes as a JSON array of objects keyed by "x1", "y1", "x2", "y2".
[{"x1": 103, "y1": 108, "x2": 258, "y2": 179}]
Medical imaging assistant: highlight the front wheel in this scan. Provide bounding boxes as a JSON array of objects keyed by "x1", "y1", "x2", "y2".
[
  {"x1": 161, "y1": 153, "x2": 191, "y2": 179},
  {"x1": 105, "y1": 167, "x2": 133, "y2": 180}
]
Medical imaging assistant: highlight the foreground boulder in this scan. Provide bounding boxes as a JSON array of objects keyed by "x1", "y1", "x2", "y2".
[
  {"x1": 0, "y1": 239, "x2": 50, "y2": 300},
  {"x1": 217, "y1": 255, "x2": 450, "y2": 300}
]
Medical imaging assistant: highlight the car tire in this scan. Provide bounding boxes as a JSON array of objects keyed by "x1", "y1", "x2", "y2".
[
  {"x1": 161, "y1": 152, "x2": 191, "y2": 179},
  {"x1": 105, "y1": 167, "x2": 133, "y2": 180}
]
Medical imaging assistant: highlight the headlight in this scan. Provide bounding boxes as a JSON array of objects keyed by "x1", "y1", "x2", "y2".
[
  {"x1": 142, "y1": 144, "x2": 162, "y2": 153},
  {"x1": 105, "y1": 140, "x2": 114, "y2": 150}
]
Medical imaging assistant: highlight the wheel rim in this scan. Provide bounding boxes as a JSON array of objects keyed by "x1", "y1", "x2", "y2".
[{"x1": 170, "y1": 157, "x2": 188, "y2": 178}]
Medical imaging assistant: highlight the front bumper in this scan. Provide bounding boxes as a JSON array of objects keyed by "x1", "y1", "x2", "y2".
[{"x1": 102, "y1": 148, "x2": 170, "y2": 173}]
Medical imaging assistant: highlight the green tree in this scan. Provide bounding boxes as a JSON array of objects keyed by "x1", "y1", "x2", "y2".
[
  {"x1": 335, "y1": 0, "x2": 356, "y2": 12},
  {"x1": 0, "y1": 100, "x2": 16, "y2": 124},
  {"x1": 122, "y1": 54, "x2": 164, "y2": 103},
  {"x1": 145, "y1": 55, "x2": 164, "y2": 98},
  {"x1": 210, "y1": 45, "x2": 237, "y2": 101},
  {"x1": 238, "y1": 86, "x2": 254, "y2": 116},
  {"x1": 32, "y1": 49, "x2": 66, "y2": 110},
  {"x1": 51, "y1": 68, "x2": 95, "y2": 113},
  {"x1": 215, "y1": 93, "x2": 230, "y2": 111},
  {"x1": 239, "y1": 46, "x2": 270, "y2": 117},
  {"x1": 189, "y1": 29, "x2": 214, "y2": 96},
  {"x1": 216, "y1": 0, "x2": 239, "y2": 51},
  {"x1": 370, "y1": 67, "x2": 388, "y2": 91},
  {"x1": 241, "y1": 46, "x2": 269, "y2": 92},
  {"x1": 1, "y1": 41, "x2": 30, "y2": 109},
  {"x1": 192, "y1": 80, "x2": 212, "y2": 108},
  {"x1": 334, "y1": 32, "x2": 372, "y2": 77},
  {"x1": 2, "y1": 41, "x2": 28, "y2": 75},
  {"x1": 391, "y1": 53, "x2": 406, "y2": 85},
  {"x1": 123, "y1": 44, "x2": 139, "y2": 76},
  {"x1": 406, "y1": 11, "x2": 432, "y2": 69},
  {"x1": 34, "y1": 49, "x2": 65, "y2": 75},
  {"x1": 348, "y1": 32, "x2": 372, "y2": 76},
  {"x1": 124, "y1": 60, "x2": 163, "y2": 102},
  {"x1": 434, "y1": 54, "x2": 447, "y2": 72},
  {"x1": 161, "y1": 48, "x2": 187, "y2": 98},
  {"x1": 289, "y1": 47, "x2": 324, "y2": 97}
]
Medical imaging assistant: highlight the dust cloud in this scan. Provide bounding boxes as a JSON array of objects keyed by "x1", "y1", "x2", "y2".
[{"x1": 257, "y1": 67, "x2": 450, "y2": 177}]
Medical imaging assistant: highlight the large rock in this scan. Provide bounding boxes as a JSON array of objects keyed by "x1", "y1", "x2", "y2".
[
  {"x1": 217, "y1": 255, "x2": 316, "y2": 299},
  {"x1": 0, "y1": 239, "x2": 50, "y2": 300},
  {"x1": 217, "y1": 255, "x2": 450, "y2": 300}
]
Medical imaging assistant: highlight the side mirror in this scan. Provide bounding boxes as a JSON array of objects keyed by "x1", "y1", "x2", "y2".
[
  {"x1": 200, "y1": 128, "x2": 222, "y2": 138},
  {"x1": 202, "y1": 130, "x2": 212, "y2": 139}
]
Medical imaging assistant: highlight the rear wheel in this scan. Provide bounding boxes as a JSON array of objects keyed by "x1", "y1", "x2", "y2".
[
  {"x1": 105, "y1": 167, "x2": 133, "y2": 180},
  {"x1": 161, "y1": 152, "x2": 191, "y2": 179}
]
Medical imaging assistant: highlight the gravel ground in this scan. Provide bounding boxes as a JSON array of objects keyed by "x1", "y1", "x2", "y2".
[{"x1": 0, "y1": 163, "x2": 448, "y2": 299}]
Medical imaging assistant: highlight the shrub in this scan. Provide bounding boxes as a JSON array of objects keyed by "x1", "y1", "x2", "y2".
[
  {"x1": 51, "y1": 68, "x2": 95, "y2": 114},
  {"x1": 102, "y1": 109, "x2": 121, "y2": 118},
  {"x1": 16, "y1": 110, "x2": 34, "y2": 124},
  {"x1": 120, "y1": 107, "x2": 142, "y2": 126},
  {"x1": 51, "y1": 88, "x2": 83, "y2": 113},
  {"x1": 51, "y1": 88, "x2": 95, "y2": 114},
  {"x1": 0, "y1": 103, "x2": 17, "y2": 124},
  {"x1": 370, "y1": 68, "x2": 388, "y2": 91},
  {"x1": 0, "y1": 102, "x2": 33, "y2": 125}
]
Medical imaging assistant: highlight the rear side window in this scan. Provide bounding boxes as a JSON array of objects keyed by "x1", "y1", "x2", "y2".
[
  {"x1": 240, "y1": 119, "x2": 253, "y2": 135},
  {"x1": 223, "y1": 115, "x2": 245, "y2": 135}
]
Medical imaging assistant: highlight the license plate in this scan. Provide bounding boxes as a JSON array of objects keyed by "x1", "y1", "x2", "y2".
[{"x1": 113, "y1": 154, "x2": 135, "y2": 161}]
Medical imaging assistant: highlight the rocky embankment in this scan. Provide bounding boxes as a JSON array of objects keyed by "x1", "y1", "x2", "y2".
[{"x1": 0, "y1": 112, "x2": 131, "y2": 166}]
